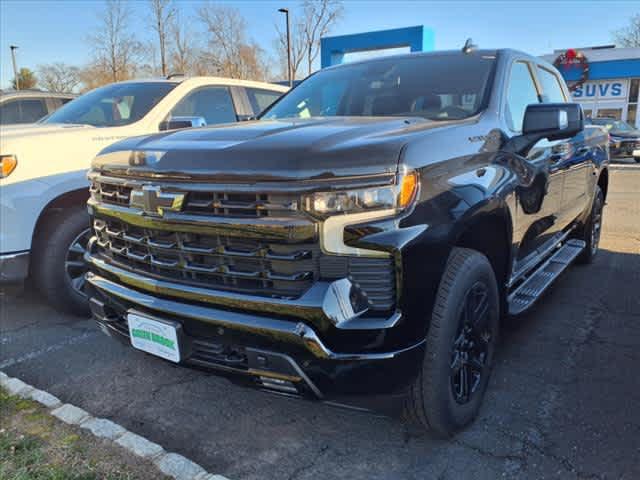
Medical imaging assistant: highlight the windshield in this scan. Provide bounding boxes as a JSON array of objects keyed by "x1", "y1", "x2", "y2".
[
  {"x1": 262, "y1": 53, "x2": 496, "y2": 121},
  {"x1": 590, "y1": 119, "x2": 633, "y2": 131},
  {"x1": 45, "y1": 82, "x2": 177, "y2": 127}
]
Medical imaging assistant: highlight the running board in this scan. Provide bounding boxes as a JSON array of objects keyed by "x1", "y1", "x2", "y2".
[{"x1": 508, "y1": 239, "x2": 585, "y2": 315}]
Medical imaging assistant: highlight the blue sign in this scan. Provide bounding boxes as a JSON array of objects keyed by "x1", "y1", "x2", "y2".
[
  {"x1": 573, "y1": 81, "x2": 627, "y2": 99},
  {"x1": 321, "y1": 26, "x2": 435, "y2": 69}
]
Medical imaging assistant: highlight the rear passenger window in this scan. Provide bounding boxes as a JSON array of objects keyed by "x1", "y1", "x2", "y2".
[
  {"x1": 0, "y1": 98, "x2": 48, "y2": 124},
  {"x1": 19, "y1": 99, "x2": 48, "y2": 122},
  {"x1": 169, "y1": 87, "x2": 237, "y2": 125},
  {"x1": 506, "y1": 62, "x2": 540, "y2": 132},
  {"x1": 246, "y1": 88, "x2": 282, "y2": 115},
  {"x1": 0, "y1": 100, "x2": 20, "y2": 124},
  {"x1": 536, "y1": 67, "x2": 567, "y2": 103}
]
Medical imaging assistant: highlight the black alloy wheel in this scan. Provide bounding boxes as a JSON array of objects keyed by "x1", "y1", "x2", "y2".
[
  {"x1": 403, "y1": 247, "x2": 500, "y2": 437},
  {"x1": 577, "y1": 185, "x2": 604, "y2": 264},
  {"x1": 33, "y1": 205, "x2": 91, "y2": 316},
  {"x1": 450, "y1": 282, "x2": 493, "y2": 405},
  {"x1": 65, "y1": 227, "x2": 92, "y2": 296},
  {"x1": 589, "y1": 196, "x2": 603, "y2": 257}
]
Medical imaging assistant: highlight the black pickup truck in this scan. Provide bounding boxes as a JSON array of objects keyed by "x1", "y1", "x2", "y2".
[{"x1": 84, "y1": 48, "x2": 609, "y2": 436}]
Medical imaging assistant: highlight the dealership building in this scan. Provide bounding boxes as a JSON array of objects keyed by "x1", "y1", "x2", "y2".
[{"x1": 541, "y1": 46, "x2": 640, "y2": 127}]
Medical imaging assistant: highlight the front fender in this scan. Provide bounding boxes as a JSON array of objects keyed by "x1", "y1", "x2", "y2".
[
  {"x1": 0, "y1": 169, "x2": 89, "y2": 253},
  {"x1": 341, "y1": 160, "x2": 517, "y2": 342}
]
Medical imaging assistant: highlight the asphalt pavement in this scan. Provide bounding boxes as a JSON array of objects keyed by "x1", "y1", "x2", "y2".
[{"x1": 1, "y1": 166, "x2": 639, "y2": 480}]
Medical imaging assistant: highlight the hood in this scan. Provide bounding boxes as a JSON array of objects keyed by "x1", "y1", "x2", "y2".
[
  {"x1": 0, "y1": 122, "x2": 124, "y2": 186},
  {"x1": 0, "y1": 122, "x2": 94, "y2": 140},
  {"x1": 95, "y1": 117, "x2": 467, "y2": 181},
  {"x1": 610, "y1": 129, "x2": 640, "y2": 139}
]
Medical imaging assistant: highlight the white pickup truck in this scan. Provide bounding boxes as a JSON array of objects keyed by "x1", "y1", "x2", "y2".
[{"x1": 0, "y1": 76, "x2": 287, "y2": 314}]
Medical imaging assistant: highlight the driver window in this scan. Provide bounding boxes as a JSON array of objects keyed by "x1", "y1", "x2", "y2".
[
  {"x1": 506, "y1": 61, "x2": 540, "y2": 132},
  {"x1": 169, "y1": 87, "x2": 237, "y2": 125}
]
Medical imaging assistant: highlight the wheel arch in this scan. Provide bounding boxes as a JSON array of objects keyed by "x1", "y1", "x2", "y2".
[
  {"x1": 598, "y1": 167, "x2": 609, "y2": 202},
  {"x1": 451, "y1": 200, "x2": 513, "y2": 301},
  {"x1": 31, "y1": 188, "x2": 90, "y2": 254}
]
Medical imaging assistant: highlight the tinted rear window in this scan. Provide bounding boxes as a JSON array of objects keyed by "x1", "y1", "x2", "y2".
[{"x1": 0, "y1": 98, "x2": 48, "y2": 124}]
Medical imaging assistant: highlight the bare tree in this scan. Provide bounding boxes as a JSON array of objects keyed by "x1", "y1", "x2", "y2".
[
  {"x1": 197, "y1": 3, "x2": 268, "y2": 80},
  {"x1": 275, "y1": 18, "x2": 306, "y2": 80},
  {"x1": 38, "y1": 63, "x2": 81, "y2": 92},
  {"x1": 149, "y1": 0, "x2": 176, "y2": 76},
  {"x1": 302, "y1": 0, "x2": 343, "y2": 75},
  {"x1": 78, "y1": 63, "x2": 115, "y2": 91},
  {"x1": 274, "y1": 1, "x2": 343, "y2": 79},
  {"x1": 613, "y1": 13, "x2": 640, "y2": 47},
  {"x1": 169, "y1": 12, "x2": 196, "y2": 75},
  {"x1": 90, "y1": 0, "x2": 144, "y2": 83}
]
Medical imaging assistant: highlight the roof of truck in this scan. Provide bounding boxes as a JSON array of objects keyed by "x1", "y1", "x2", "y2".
[
  {"x1": 0, "y1": 89, "x2": 77, "y2": 100},
  {"x1": 110, "y1": 76, "x2": 290, "y2": 93},
  {"x1": 321, "y1": 48, "x2": 556, "y2": 71}
]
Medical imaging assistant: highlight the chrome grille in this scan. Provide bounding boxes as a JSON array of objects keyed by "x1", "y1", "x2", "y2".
[
  {"x1": 91, "y1": 180, "x2": 301, "y2": 217},
  {"x1": 90, "y1": 182, "x2": 131, "y2": 206},
  {"x1": 89, "y1": 177, "x2": 397, "y2": 311},
  {"x1": 185, "y1": 191, "x2": 299, "y2": 217},
  {"x1": 93, "y1": 218, "x2": 318, "y2": 299}
]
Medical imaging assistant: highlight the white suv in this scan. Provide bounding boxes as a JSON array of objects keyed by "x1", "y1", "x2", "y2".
[{"x1": 0, "y1": 76, "x2": 287, "y2": 314}]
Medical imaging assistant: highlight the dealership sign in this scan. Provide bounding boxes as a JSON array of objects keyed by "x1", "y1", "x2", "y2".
[{"x1": 572, "y1": 80, "x2": 628, "y2": 100}]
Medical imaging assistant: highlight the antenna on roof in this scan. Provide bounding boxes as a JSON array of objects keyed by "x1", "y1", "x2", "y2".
[
  {"x1": 462, "y1": 38, "x2": 477, "y2": 54},
  {"x1": 166, "y1": 73, "x2": 186, "y2": 80}
]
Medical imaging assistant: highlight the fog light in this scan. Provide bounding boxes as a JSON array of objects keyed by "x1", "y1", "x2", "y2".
[{"x1": 322, "y1": 278, "x2": 369, "y2": 327}]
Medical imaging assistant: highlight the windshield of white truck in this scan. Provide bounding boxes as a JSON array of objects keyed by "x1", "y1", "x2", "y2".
[
  {"x1": 44, "y1": 82, "x2": 177, "y2": 127},
  {"x1": 261, "y1": 53, "x2": 496, "y2": 121}
]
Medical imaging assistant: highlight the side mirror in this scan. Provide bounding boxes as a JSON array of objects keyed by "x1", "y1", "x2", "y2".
[
  {"x1": 159, "y1": 115, "x2": 207, "y2": 131},
  {"x1": 523, "y1": 103, "x2": 584, "y2": 141},
  {"x1": 503, "y1": 103, "x2": 584, "y2": 156}
]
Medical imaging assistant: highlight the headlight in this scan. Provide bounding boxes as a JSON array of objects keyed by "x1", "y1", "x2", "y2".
[
  {"x1": 0, "y1": 155, "x2": 17, "y2": 178},
  {"x1": 304, "y1": 170, "x2": 418, "y2": 216},
  {"x1": 313, "y1": 169, "x2": 419, "y2": 257}
]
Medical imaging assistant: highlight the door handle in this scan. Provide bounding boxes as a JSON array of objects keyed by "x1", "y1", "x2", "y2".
[
  {"x1": 548, "y1": 153, "x2": 563, "y2": 164},
  {"x1": 576, "y1": 146, "x2": 590, "y2": 156}
]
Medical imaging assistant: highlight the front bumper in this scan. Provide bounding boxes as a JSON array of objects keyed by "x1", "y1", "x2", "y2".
[
  {"x1": 0, "y1": 251, "x2": 30, "y2": 283},
  {"x1": 86, "y1": 270, "x2": 426, "y2": 404}
]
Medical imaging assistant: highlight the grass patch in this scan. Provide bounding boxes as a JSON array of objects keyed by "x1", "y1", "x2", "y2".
[{"x1": 0, "y1": 386, "x2": 169, "y2": 480}]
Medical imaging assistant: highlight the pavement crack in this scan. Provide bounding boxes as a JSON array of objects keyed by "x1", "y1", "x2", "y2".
[
  {"x1": 149, "y1": 375, "x2": 202, "y2": 398},
  {"x1": 452, "y1": 438, "x2": 525, "y2": 464},
  {"x1": 497, "y1": 427, "x2": 605, "y2": 480},
  {"x1": 286, "y1": 445, "x2": 329, "y2": 480},
  {"x1": 0, "y1": 331, "x2": 99, "y2": 369}
]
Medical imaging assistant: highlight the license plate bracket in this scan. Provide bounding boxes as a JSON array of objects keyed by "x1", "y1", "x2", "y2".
[{"x1": 127, "y1": 311, "x2": 182, "y2": 363}]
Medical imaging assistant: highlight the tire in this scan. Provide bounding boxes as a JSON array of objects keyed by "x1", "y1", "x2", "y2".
[
  {"x1": 577, "y1": 185, "x2": 604, "y2": 265},
  {"x1": 403, "y1": 247, "x2": 500, "y2": 437},
  {"x1": 32, "y1": 206, "x2": 91, "y2": 316},
  {"x1": 634, "y1": 156, "x2": 640, "y2": 164}
]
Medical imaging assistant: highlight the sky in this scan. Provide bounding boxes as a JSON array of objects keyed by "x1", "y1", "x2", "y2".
[{"x1": 1, "y1": 0, "x2": 638, "y2": 89}]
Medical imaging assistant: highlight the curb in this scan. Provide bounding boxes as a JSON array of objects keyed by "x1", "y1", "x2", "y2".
[{"x1": 0, "y1": 370, "x2": 229, "y2": 480}]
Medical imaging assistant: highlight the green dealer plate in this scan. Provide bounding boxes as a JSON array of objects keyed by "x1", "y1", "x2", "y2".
[{"x1": 128, "y1": 312, "x2": 181, "y2": 363}]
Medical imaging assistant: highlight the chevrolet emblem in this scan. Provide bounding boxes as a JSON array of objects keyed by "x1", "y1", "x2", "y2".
[{"x1": 130, "y1": 186, "x2": 185, "y2": 216}]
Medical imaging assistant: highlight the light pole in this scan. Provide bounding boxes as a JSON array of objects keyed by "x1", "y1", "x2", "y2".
[
  {"x1": 278, "y1": 8, "x2": 292, "y2": 87},
  {"x1": 10, "y1": 45, "x2": 20, "y2": 90}
]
